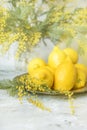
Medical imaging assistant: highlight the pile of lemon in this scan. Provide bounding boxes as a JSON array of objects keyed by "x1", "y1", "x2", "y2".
[{"x1": 27, "y1": 46, "x2": 87, "y2": 92}]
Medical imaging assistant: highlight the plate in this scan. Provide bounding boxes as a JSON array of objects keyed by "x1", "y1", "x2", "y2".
[
  {"x1": 27, "y1": 85, "x2": 87, "y2": 95},
  {"x1": 14, "y1": 73, "x2": 87, "y2": 95},
  {"x1": 0, "y1": 73, "x2": 87, "y2": 96}
]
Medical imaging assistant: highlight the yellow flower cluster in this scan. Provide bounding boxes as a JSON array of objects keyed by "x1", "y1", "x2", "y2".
[
  {"x1": 49, "y1": 8, "x2": 87, "y2": 27},
  {"x1": 0, "y1": 4, "x2": 42, "y2": 57},
  {"x1": 48, "y1": 7, "x2": 71, "y2": 25},
  {"x1": 67, "y1": 92, "x2": 75, "y2": 114},
  {"x1": 25, "y1": 75, "x2": 50, "y2": 92},
  {"x1": 15, "y1": 32, "x2": 27, "y2": 58},
  {"x1": 15, "y1": 31, "x2": 41, "y2": 58},
  {"x1": 0, "y1": 7, "x2": 8, "y2": 27},
  {"x1": 16, "y1": 76, "x2": 27, "y2": 101},
  {"x1": 0, "y1": 32, "x2": 9, "y2": 45},
  {"x1": 73, "y1": 8, "x2": 87, "y2": 25},
  {"x1": 17, "y1": 86, "x2": 25, "y2": 101},
  {"x1": 28, "y1": 98, "x2": 51, "y2": 111},
  {"x1": 2, "y1": 31, "x2": 42, "y2": 57},
  {"x1": 16, "y1": 74, "x2": 51, "y2": 100},
  {"x1": 48, "y1": 10, "x2": 63, "y2": 23},
  {"x1": 0, "y1": 18, "x2": 6, "y2": 31},
  {"x1": 17, "y1": 0, "x2": 36, "y2": 6},
  {"x1": 29, "y1": 32, "x2": 42, "y2": 46},
  {"x1": 0, "y1": 6, "x2": 8, "y2": 45},
  {"x1": 15, "y1": 74, "x2": 51, "y2": 111},
  {"x1": 0, "y1": 33, "x2": 20, "y2": 54},
  {"x1": 48, "y1": 7, "x2": 87, "y2": 49}
]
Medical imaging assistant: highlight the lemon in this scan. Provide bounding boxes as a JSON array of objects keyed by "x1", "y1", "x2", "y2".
[
  {"x1": 75, "y1": 63, "x2": 87, "y2": 77},
  {"x1": 74, "y1": 68, "x2": 86, "y2": 89},
  {"x1": 54, "y1": 59, "x2": 76, "y2": 92},
  {"x1": 30, "y1": 67, "x2": 54, "y2": 88},
  {"x1": 27, "y1": 58, "x2": 46, "y2": 74},
  {"x1": 44, "y1": 65, "x2": 55, "y2": 75},
  {"x1": 48, "y1": 46, "x2": 67, "y2": 70},
  {"x1": 64, "y1": 48, "x2": 78, "y2": 64}
]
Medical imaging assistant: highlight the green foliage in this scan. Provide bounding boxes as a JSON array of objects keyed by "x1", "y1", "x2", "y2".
[{"x1": 0, "y1": 0, "x2": 87, "y2": 56}]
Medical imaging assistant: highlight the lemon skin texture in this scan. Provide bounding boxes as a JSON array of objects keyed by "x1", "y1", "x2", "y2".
[
  {"x1": 74, "y1": 68, "x2": 86, "y2": 89},
  {"x1": 30, "y1": 67, "x2": 54, "y2": 88},
  {"x1": 54, "y1": 60, "x2": 77, "y2": 92},
  {"x1": 48, "y1": 46, "x2": 67, "y2": 70},
  {"x1": 64, "y1": 48, "x2": 78, "y2": 64},
  {"x1": 27, "y1": 58, "x2": 46, "y2": 74}
]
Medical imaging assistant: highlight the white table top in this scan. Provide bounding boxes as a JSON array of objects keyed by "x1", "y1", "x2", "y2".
[{"x1": 0, "y1": 89, "x2": 87, "y2": 130}]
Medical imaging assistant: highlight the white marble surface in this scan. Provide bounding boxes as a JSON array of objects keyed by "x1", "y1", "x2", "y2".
[{"x1": 0, "y1": 90, "x2": 87, "y2": 130}]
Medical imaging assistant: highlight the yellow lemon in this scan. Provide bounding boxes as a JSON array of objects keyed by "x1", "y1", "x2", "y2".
[
  {"x1": 44, "y1": 65, "x2": 55, "y2": 75},
  {"x1": 74, "y1": 68, "x2": 86, "y2": 89},
  {"x1": 48, "y1": 46, "x2": 67, "y2": 70},
  {"x1": 54, "y1": 59, "x2": 76, "y2": 92},
  {"x1": 27, "y1": 58, "x2": 46, "y2": 74},
  {"x1": 64, "y1": 48, "x2": 78, "y2": 64},
  {"x1": 75, "y1": 63, "x2": 87, "y2": 77},
  {"x1": 30, "y1": 67, "x2": 54, "y2": 88}
]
